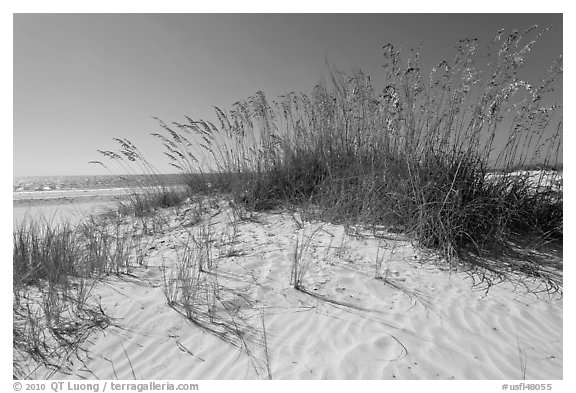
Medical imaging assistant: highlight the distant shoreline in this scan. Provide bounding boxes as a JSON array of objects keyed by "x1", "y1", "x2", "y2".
[
  {"x1": 13, "y1": 185, "x2": 189, "y2": 206},
  {"x1": 13, "y1": 173, "x2": 188, "y2": 194},
  {"x1": 13, "y1": 187, "x2": 135, "y2": 206}
]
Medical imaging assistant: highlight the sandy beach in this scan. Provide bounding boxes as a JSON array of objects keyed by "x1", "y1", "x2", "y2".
[{"x1": 15, "y1": 197, "x2": 563, "y2": 380}]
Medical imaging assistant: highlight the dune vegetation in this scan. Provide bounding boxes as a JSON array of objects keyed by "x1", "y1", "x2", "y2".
[
  {"x1": 98, "y1": 26, "x2": 562, "y2": 267},
  {"x1": 14, "y1": 27, "x2": 562, "y2": 378}
]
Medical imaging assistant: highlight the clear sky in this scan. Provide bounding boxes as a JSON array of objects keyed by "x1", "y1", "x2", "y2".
[{"x1": 13, "y1": 13, "x2": 563, "y2": 177}]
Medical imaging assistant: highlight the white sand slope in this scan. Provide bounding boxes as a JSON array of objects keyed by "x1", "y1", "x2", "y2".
[{"x1": 22, "y1": 198, "x2": 562, "y2": 380}]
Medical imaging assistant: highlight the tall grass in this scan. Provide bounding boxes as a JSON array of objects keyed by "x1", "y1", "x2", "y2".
[{"x1": 100, "y1": 27, "x2": 562, "y2": 280}]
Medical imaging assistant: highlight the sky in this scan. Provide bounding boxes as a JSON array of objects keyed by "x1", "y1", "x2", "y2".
[{"x1": 13, "y1": 13, "x2": 563, "y2": 177}]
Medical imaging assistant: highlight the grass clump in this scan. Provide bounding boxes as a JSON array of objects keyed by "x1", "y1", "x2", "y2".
[
  {"x1": 12, "y1": 211, "x2": 158, "y2": 378},
  {"x1": 290, "y1": 224, "x2": 323, "y2": 290},
  {"x1": 99, "y1": 26, "x2": 562, "y2": 286},
  {"x1": 112, "y1": 187, "x2": 189, "y2": 218}
]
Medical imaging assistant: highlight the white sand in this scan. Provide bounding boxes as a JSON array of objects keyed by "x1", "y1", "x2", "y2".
[{"x1": 18, "y1": 198, "x2": 563, "y2": 380}]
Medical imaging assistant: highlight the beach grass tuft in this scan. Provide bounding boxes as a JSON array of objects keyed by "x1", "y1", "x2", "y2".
[{"x1": 12, "y1": 212, "x2": 153, "y2": 378}]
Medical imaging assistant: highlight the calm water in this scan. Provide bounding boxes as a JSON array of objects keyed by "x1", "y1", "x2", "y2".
[{"x1": 13, "y1": 174, "x2": 188, "y2": 228}]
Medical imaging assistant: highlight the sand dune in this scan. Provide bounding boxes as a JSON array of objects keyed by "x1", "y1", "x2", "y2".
[{"x1": 19, "y1": 199, "x2": 562, "y2": 380}]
